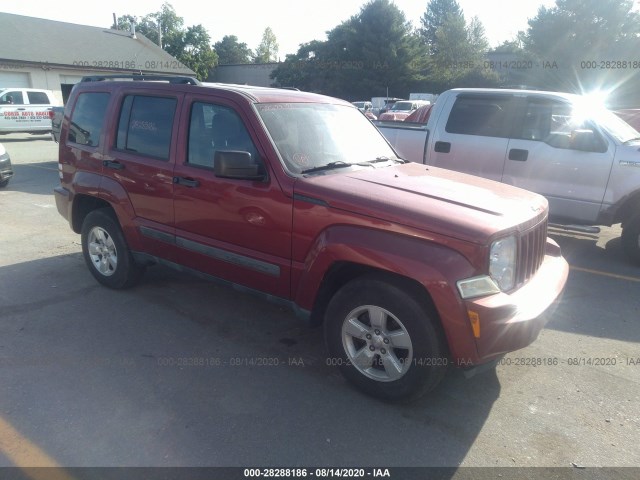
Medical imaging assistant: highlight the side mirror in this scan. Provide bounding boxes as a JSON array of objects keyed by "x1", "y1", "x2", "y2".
[
  {"x1": 214, "y1": 150, "x2": 266, "y2": 181},
  {"x1": 570, "y1": 129, "x2": 607, "y2": 153}
]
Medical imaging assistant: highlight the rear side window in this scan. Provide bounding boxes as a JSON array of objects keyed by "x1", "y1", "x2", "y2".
[
  {"x1": 68, "y1": 92, "x2": 110, "y2": 146},
  {"x1": 27, "y1": 91, "x2": 50, "y2": 104},
  {"x1": 446, "y1": 96, "x2": 512, "y2": 137},
  {"x1": 116, "y1": 95, "x2": 177, "y2": 160}
]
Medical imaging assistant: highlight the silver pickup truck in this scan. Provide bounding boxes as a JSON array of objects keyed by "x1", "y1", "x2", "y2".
[{"x1": 375, "y1": 88, "x2": 640, "y2": 264}]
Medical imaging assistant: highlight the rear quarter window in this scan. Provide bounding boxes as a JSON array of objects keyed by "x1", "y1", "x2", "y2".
[{"x1": 68, "y1": 92, "x2": 110, "y2": 147}]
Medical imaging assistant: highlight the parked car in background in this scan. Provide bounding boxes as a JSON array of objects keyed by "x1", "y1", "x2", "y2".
[
  {"x1": 352, "y1": 101, "x2": 377, "y2": 120},
  {"x1": 378, "y1": 100, "x2": 431, "y2": 121},
  {"x1": 375, "y1": 88, "x2": 640, "y2": 263},
  {"x1": 377, "y1": 97, "x2": 404, "y2": 117},
  {"x1": 0, "y1": 88, "x2": 61, "y2": 135},
  {"x1": 0, "y1": 142, "x2": 13, "y2": 187},
  {"x1": 352, "y1": 101, "x2": 373, "y2": 112},
  {"x1": 404, "y1": 104, "x2": 433, "y2": 124}
]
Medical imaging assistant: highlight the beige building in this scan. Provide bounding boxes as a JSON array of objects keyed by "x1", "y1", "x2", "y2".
[{"x1": 0, "y1": 12, "x2": 196, "y2": 103}]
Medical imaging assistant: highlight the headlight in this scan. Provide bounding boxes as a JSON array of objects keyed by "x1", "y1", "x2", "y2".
[{"x1": 489, "y1": 235, "x2": 517, "y2": 291}]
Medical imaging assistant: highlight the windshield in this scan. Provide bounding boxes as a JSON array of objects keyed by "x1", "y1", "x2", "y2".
[
  {"x1": 589, "y1": 107, "x2": 640, "y2": 143},
  {"x1": 257, "y1": 103, "x2": 398, "y2": 174},
  {"x1": 391, "y1": 101, "x2": 413, "y2": 111}
]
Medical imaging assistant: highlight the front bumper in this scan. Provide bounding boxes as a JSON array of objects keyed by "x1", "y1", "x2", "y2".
[
  {"x1": 0, "y1": 153, "x2": 13, "y2": 182},
  {"x1": 463, "y1": 238, "x2": 569, "y2": 362}
]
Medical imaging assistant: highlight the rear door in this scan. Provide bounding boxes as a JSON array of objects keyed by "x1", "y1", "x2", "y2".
[
  {"x1": 172, "y1": 95, "x2": 292, "y2": 298},
  {"x1": 429, "y1": 93, "x2": 516, "y2": 182},
  {"x1": 24, "y1": 90, "x2": 56, "y2": 132},
  {"x1": 502, "y1": 96, "x2": 614, "y2": 223},
  {"x1": 102, "y1": 89, "x2": 182, "y2": 260}
]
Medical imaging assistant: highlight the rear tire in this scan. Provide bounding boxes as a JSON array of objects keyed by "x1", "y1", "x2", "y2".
[
  {"x1": 622, "y1": 214, "x2": 640, "y2": 264},
  {"x1": 0, "y1": 179, "x2": 9, "y2": 188},
  {"x1": 81, "y1": 208, "x2": 144, "y2": 289},
  {"x1": 324, "y1": 275, "x2": 447, "y2": 402}
]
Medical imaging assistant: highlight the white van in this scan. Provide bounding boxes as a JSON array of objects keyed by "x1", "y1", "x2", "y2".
[{"x1": 0, "y1": 88, "x2": 61, "y2": 134}]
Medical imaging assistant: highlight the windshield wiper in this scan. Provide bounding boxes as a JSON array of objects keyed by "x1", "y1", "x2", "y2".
[
  {"x1": 301, "y1": 161, "x2": 354, "y2": 174},
  {"x1": 624, "y1": 137, "x2": 640, "y2": 144},
  {"x1": 368, "y1": 156, "x2": 407, "y2": 164}
]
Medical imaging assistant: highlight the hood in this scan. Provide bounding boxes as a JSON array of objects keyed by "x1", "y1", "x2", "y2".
[{"x1": 295, "y1": 162, "x2": 548, "y2": 244}]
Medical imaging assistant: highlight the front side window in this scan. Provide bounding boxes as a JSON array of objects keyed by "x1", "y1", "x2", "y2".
[
  {"x1": 0, "y1": 91, "x2": 24, "y2": 105},
  {"x1": 187, "y1": 102, "x2": 260, "y2": 168},
  {"x1": 116, "y1": 95, "x2": 177, "y2": 160},
  {"x1": 446, "y1": 96, "x2": 512, "y2": 138},
  {"x1": 68, "y1": 92, "x2": 110, "y2": 146},
  {"x1": 519, "y1": 99, "x2": 608, "y2": 151}
]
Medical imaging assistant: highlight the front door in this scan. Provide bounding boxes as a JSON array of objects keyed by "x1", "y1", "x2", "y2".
[
  {"x1": 172, "y1": 96, "x2": 292, "y2": 298},
  {"x1": 502, "y1": 97, "x2": 615, "y2": 224}
]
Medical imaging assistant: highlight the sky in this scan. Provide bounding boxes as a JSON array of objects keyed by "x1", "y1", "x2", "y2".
[{"x1": 3, "y1": 0, "x2": 565, "y2": 57}]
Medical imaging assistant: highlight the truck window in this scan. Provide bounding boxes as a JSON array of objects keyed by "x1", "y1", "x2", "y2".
[
  {"x1": 187, "y1": 102, "x2": 260, "y2": 168},
  {"x1": 27, "y1": 91, "x2": 50, "y2": 104},
  {"x1": 520, "y1": 99, "x2": 606, "y2": 151},
  {"x1": 445, "y1": 96, "x2": 511, "y2": 138},
  {"x1": 0, "y1": 91, "x2": 24, "y2": 105},
  {"x1": 116, "y1": 95, "x2": 177, "y2": 160},
  {"x1": 68, "y1": 92, "x2": 110, "y2": 146}
]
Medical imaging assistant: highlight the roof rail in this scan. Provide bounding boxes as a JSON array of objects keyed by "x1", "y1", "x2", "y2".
[{"x1": 81, "y1": 74, "x2": 200, "y2": 85}]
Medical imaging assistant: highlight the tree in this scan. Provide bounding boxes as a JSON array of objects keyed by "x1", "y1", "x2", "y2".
[
  {"x1": 523, "y1": 0, "x2": 640, "y2": 103},
  {"x1": 467, "y1": 16, "x2": 488, "y2": 53},
  {"x1": 420, "y1": 5, "x2": 497, "y2": 90},
  {"x1": 214, "y1": 35, "x2": 253, "y2": 65},
  {"x1": 272, "y1": 0, "x2": 427, "y2": 99},
  {"x1": 254, "y1": 27, "x2": 279, "y2": 63},
  {"x1": 419, "y1": 0, "x2": 463, "y2": 54},
  {"x1": 112, "y1": 3, "x2": 217, "y2": 81}
]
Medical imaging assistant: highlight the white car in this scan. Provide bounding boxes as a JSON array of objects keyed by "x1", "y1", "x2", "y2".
[
  {"x1": 0, "y1": 88, "x2": 61, "y2": 135},
  {"x1": 0, "y1": 142, "x2": 13, "y2": 187}
]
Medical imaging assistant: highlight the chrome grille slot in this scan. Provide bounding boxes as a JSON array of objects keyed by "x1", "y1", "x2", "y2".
[{"x1": 517, "y1": 219, "x2": 547, "y2": 287}]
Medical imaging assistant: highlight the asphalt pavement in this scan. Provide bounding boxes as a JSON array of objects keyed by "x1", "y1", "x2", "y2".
[{"x1": 0, "y1": 134, "x2": 638, "y2": 474}]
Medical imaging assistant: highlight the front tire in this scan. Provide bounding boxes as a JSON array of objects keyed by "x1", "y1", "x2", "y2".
[
  {"x1": 324, "y1": 275, "x2": 447, "y2": 402},
  {"x1": 81, "y1": 208, "x2": 144, "y2": 289},
  {"x1": 622, "y1": 214, "x2": 640, "y2": 264}
]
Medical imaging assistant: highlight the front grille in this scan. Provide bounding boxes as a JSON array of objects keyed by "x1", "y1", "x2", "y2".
[{"x1": 516, "y1": 219, "x2": 547, "y2": 287}]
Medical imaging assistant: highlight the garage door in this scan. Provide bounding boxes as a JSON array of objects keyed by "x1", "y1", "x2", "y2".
[{"x1": 0, "y1": 71, "x2": 30, "y2": 88}]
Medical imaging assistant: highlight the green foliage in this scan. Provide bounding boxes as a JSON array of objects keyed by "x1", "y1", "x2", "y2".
[
  {"x1": 419, "y1": 0, "x2": 463, "y2": 54},
  {"x1": 272, "y1": 0, "x2": 427, "y2": 99},
  {"x1": 420, "y1": 1, "x2": 498, "y2": 91},
  {"x1": 214, "y1": 35, "x2": 253, "y2": 65},
  {"x1": 254, "y1": 27, "x2": 279, "y2": 63},
  {"x1": 523, "y1": 0, "x2": 640, "y2": 104},
  {"x1": 113, "y1": 2, "x2": 217, "y2": 80}
]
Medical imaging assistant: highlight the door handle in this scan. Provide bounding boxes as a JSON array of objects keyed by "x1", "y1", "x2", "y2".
[
  {"x1": 508, "y1": 149, "x2": 528, "y2": 161},
  {"x1": 17, "y1": 108, "x2": 26, "y2": 111},
  {"x1": 434, "y1": 141, "x2": 451, "y2": 153},
  {"x1": 103, "y1": 160, "x2": 124, "y2": 170},
  {"x1": 173, "y1": 176, "x2": 200, "y2": 188}
]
